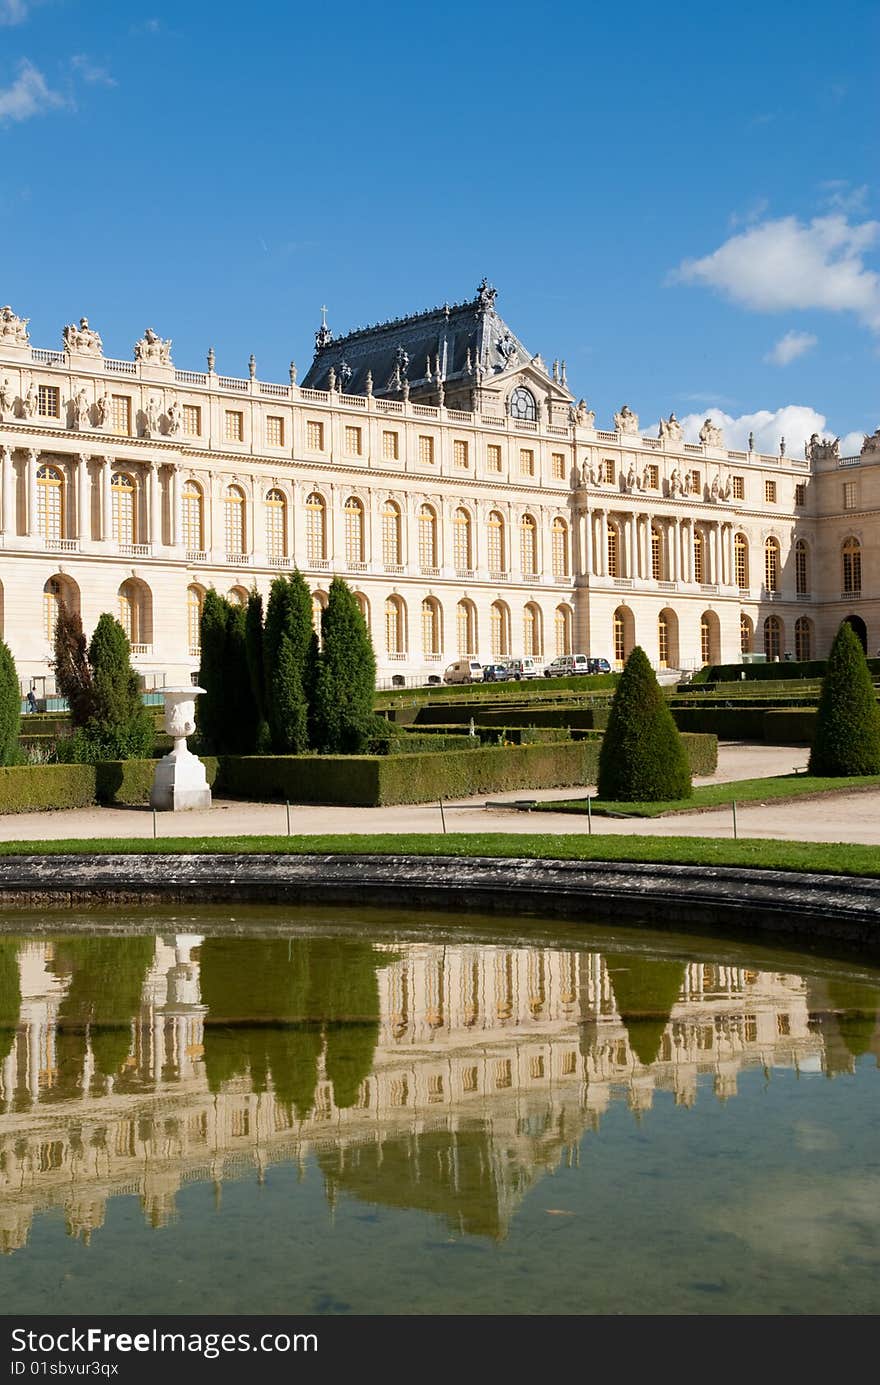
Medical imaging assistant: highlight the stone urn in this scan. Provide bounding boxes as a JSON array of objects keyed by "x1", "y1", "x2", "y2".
[{"x1": 149, "y1": 686, "x2": 212, "y2": 811}]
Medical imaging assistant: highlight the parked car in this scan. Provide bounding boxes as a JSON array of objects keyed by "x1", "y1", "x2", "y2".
[
  {"x1": 507, "y1": 656, "x2": 541, "y2": 679},
  {"x1": 544, "y1": 654, "x2": 591, "y2": 677},
  {"x1": 587, "y1": 657, "x2": 612, "y2": 674},
  {"x1": 482, "y1": 663, "x2": 511, "y2": 682},
  {"x1": 444, "y1": 659, "x2": 484, "y2": 684}
]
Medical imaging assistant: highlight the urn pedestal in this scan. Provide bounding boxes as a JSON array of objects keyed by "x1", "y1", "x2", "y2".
[{"x1": 150, "y1": 686, "x2": 212, "y2": 812}]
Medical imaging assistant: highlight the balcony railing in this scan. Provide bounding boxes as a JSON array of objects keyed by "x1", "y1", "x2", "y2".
[
  {"x1": 130, "y1": 644, "x2": 152, "y2": 657},
  {"x1": 46, "y1": 539, "x2": 79, "y2": 552},
  {"x1": 119, "y1": 543, "x2": 152, "y2": 558},
  {"x1": 455, "y1": 568, "x2": 474, "y2": 580},
  {"x1": 385, "y1": 563, "x2": 404, "y2": 575},
  {"x1": 841, "y1": 588, "x2": 861, "y2": 600},
  {"x1": 268, "y1": 556, "x2": 291, "y2": 567},
  {"x1": 489, "y1": 570, "x2": 509, "y2": 582},
  {"x1": 225, "y1": 552, "x2": 249, "y2": 566},
  {"x1": 420, "y1": 566, "x2": 440, "y2": 578},
  {"x1": 186, "y1": 549, "x2": 207, "y2": 563}
]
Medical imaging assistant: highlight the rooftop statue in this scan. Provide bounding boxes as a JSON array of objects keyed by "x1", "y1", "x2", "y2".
[
  {"x1": 135, "y1": 327, "x2": 172, "y2": 365},
  {"x1": 614, "y1": 403, "x2": 639, "y2": 435},
  {"x1": 497, "y1": 330, "x2": 517, "y2": 365},
  {"x1": 571, "y1": 398, "x2": 595, "y2": 428},
  {"x1": 699, "y1": 417, "x2": 724, "y2": 448},
  {"x1": 477, "y1": 277, "x2": 498, "y2": 312},
  {"x1": 63, "y1": 316, "x2": 103, "y2": 356},
  {"x1": 658, "y1": 411, "x2": 682, "y2": 443},
  {"x1": 806, "y1": 432, "x2": 841, "y2": 461},
  {"x1": 861, "y1": 427, "x2": 880, "y2": 456},
  {"x1": 0, "y1": 305, "x2": 29, "y2": 346}
]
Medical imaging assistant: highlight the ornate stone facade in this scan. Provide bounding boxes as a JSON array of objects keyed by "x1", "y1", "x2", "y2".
[{"x1": 0, "y1": 286, "x2": 876, "y2": 692}]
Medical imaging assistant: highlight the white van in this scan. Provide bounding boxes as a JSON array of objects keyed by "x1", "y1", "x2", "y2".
[
  {"x1": 507, "y1": 656, "x2": 541, "y2": 679},
  {"x1": 444, "y1": 659, "x2": 484, "y2": 684},
  {"x1": 543, "y1": 654, "x2": 590, "y2": 678}
]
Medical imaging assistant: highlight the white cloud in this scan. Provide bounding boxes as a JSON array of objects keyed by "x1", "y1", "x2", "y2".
[
  {"x1": 820, "y1": 180, "x2": 869, "y2": 215},
  {"x1": 667, "y1": 405, "x2": 829, "y2": 458},
  {"x1": 0, "y1": 59, "x2": 66, "y2": 121},
  {"x1": 841, "y1": 430, "x2": 867, "y2": 455},
  {"x1": 764, "y1": 330, "x2": 817, "y2": 366},
  {"x1": 71, "y1": 54, "x2": 116, "y2": 87},
  {"x1": 0, "y1": 0, "x2": 30, "y2": 25},
  {"x1": 671, "y1": 214, "x2": 880, "y2": 332}
]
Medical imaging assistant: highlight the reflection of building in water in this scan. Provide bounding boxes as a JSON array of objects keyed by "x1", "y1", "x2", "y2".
[{"x1": 0, "y1": 937, "x2": 875, "y2": 1252}]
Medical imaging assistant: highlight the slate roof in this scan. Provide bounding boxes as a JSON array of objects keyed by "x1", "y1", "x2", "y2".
[{"x1": 301, "y1": 281, "x2": 535, "y2": 399}]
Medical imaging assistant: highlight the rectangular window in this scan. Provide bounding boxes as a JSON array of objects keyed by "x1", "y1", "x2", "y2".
[
  {"x1": 795, "y1": 482, "x2": 806, "y2": 506},
  {"x1": 182, "y1": 403, "x2": 201, "y2": 437},
  {"x1": 843, "y1": 481, "x2": 856, "y2": 510},
  {"x1": 344, "y1": 424, "x2": 362, "y2": 456},
  {"x1": 306, "y1": 419, "x2": 324, "y2": 451},
  {"x1": 487, "y1": 443, "x2": 502, "y2": 472},
  {"x1": 604, "y1": 459, "x2": 616, "y2": 485},
  {"x1": 552, "y1": 452, "x2": 566, "y2": 480},
  {"x1": 111, "y1": 395, "x2": 131, "y2": 435},
  {"x1": 764, "y1": 479, "x2": 777, "y2": 503},
  {"x1": 266, "y1": 415, "x2": 284, "y2": 447},
  {"x1": 453, "y1": 439, "x2": 469, "y2": 469},
  {"x1": 690, "y1": 469, "x2": 701, "y2": 494},
  {"x1": 37, "y1": 384, "x2": 59, "y2": 419},
  {"x1": 646, "y1": 463, "x2": 659, "y2": 490},
  {"x1": 418, "y1": 435, "x2": 435, "y2": 465},
  {"x1": 382, "y1": 430, "x2": 399, "y2": 461},
  {"x1": 519, "y1": 448, "x2": 534, "y2": 477},
  {"x1": 732, "y1": 475, "x2": 745, "y2": 500},
  {"x1": 225, "y1": 410, "x2": 244, "y2": 443}
]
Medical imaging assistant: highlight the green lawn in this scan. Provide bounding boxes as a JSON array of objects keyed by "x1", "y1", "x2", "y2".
[
  {"x1": 536, "y1": 772, "x2": 880, "y2": 818},
  {"x1": 0, "y1": 832, "x2": 878, "y2": 878}
]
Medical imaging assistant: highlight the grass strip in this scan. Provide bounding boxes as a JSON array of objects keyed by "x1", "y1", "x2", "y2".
[
  {"x1": 0, "y1": 832, "x2": 877, "y2": 878},
  {"x1": 537, "y1": 772, "x2": 880, "y2": 818}
]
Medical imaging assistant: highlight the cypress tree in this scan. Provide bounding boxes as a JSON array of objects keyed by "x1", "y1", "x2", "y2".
[
  {"x1": 263, "y1": 571, "x2": 314, "y2": 753},
  {"x1": 0, "y1": 640, "x2": 20, "y2": 766},
  {"x1": 245, "y1": 588, "x2": 270, "y2": 752},
  {"x1": 597, "y1": 645, "x2": 691, "y2": 801},
  {"x1": 51, "y1": 603, "x2": 95, "y2": 726},
  {"x1": 809, "y1": 620, "x2": 880, "y2": 776},
  {"x1": 312, "y1": 576, "x2": 377, "y2": 753},
  {"x1": 603, "y1": 953, "x2": 687, "y2": 1066},
  {"x1": 225, "y1": 600, "x2": 260, "y2": 753},
  {"x1": 197, "y1": 590, "x2": 231, "y2": 751},
  {"x1": 86, "y1": 614, "x2": 154, "y2": 759}
]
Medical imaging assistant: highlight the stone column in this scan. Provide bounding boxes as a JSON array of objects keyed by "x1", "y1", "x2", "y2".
[
  {"x1": 1, "y1": 447, "x2": 12, "y2": 535},
  {"x1": 149, "y1": 464, "x2": 160, "y2": 548},
  {"x1": 597, "y1": 510, "x2": 606, "y2": 577},
  {"x1": 726, "y1": 523, "x2": 735, "y2": 586},
  {"x1": 101, "y1": 456, "x2": 113, "y2": 542},
  {"x1": 712, "y1": 524, "x2": 720, "y2": 584},
  {"x1": 77, "y1": 454, "x2": 89, "y2": 542},
  {"x1": 26, "y1": 450, "x2": 37, "y2": 537},
  {"x1": 628, "y1": 514, "x2": 637, "y2": 580},
  {"x1": 171, "y1": 465, "x2": 181, "y2": 548},
  {"x1": 671, "y1": 518, "x2": 679, "y2": 582},
  {"x1": 583, "y1": 506, "x2": 592, "y2": 576}
]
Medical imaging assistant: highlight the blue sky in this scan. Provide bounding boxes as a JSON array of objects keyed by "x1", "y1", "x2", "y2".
[{"x1": 1, "y1": 0, "x2": 877, "y2": 452}]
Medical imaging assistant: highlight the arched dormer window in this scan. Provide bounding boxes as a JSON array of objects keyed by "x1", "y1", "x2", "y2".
[{"x1": 508, "y1": 386, "x2": 536, "y2": 422}]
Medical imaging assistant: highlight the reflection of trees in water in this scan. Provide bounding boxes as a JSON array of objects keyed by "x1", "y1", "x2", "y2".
[
  {"x1": 599, "y1": 954, "x2": 688, "y2": 1066},
  {"x1": 48, "y1": 938, "x2": 155, "y2": 1098},
  {"x1": 809, "y1": 977, "x2": 880, "y2": 1071},
  {"x1": 200, "y1": 938, "x2": 383, "y2": 1118},
  {"x1": 0, "y1": 942, "x2": 20, "y2": 1067}
]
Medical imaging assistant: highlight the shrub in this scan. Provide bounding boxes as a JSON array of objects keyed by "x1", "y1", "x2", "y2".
[
  {"x1": 0, "y1": 640, "x2": 20, "y2": 767},
  {"x1": 197, "y1": 590, "x2": 231, "y2": 752},
  {"x1": 86, "y1": 615, "x2": 155, "y2": 761},
  {"x1": 312, "y1": 577, "x2": 377, "y2": 753},
  {"x1": 809, "y1": 622, "x2": 880, "y2": 776},
  {"x1": 263, "y1": 572, "x2": 315, "y2": 753},
  {"x1": 245, "y1": 588, "x2": 270, "y2": 753},
  {"x1": 598, "y1": 646, "x2": 692, "y2": 801},
  {"x1": 51, "y1": 604, "x2": 95, "y2": 726},
  {"x1": 0, "y1": 763, "x2": 96, "y2": 812}
]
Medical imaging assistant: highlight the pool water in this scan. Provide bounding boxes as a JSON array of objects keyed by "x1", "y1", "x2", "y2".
[{"x1": 0, "y1": 905, "x2": 877, "y2": 1315}]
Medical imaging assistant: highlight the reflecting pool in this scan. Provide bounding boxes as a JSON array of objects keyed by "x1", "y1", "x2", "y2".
[{"x1": 0, "y1": 906, "x2": 878, "y2": 1315}]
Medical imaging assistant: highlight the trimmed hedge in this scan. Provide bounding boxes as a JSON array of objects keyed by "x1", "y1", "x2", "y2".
[
  {"x1": 0, "y1": 763, "x2": 96, "y2": 812},
  {"x1": 94, "y1": 757, "x2": 220, "y2": 806},
  {"x1": 376, "y1": 672, "x2": 619, "y2": 705},
  {"x1": 763, "y1": 710, "x2": 816, "y2": 743},
  {"x1": 671, "y1": 706, "x2": 769, "y2": 740},
  {"x1": 681, "y1": 732, "x2": 718, "y2": 776},
  {"x1": 702, "y1": 659, "x2": 880, "y2": 683}
]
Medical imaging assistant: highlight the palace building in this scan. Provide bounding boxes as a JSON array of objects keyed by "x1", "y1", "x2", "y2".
[{"x1": 0, "y1": 285, "x2": 876, "y2": 692}]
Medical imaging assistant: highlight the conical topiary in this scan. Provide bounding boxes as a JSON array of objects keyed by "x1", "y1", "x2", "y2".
[
  {"x1": 597, "y1": 646, "x2": 692, "y2": 801},
  {"x1": 809, "y1": 621, "x2": 880, "y2": 776}
]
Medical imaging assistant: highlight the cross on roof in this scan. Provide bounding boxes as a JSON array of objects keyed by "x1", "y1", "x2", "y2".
[{"x1": 320, "y1": 305, "x2": 328, "y2": 328}]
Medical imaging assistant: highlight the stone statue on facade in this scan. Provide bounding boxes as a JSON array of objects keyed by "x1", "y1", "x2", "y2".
[
  {"x1": 96, "y1": 390, "x2": 111, "y2": 429},
  {"x1": 0, "y1": 378, "x2": 13, "y2": 418},
  {"x1": 166, "y1": 398, "x2": 182, "y2": 435},
  {"x1": 143, "y1": 397, "x2": 161, "y2": 438},
  {"x1": 0, "y1": 306, "x2": 29, "y2": 346},
  {"x1": 722, "y1": 474, "x2": 733, "y2": 501},
  {"x1": 699, "y1": 417, "x2": 724, "y2": 448},
  {"x1": 289, "y1": 361, "x2": 297, "y2": 385},
  {"x1": 327, "y1": 366, "x2": 337, "y2": 392},
  {"x1": 23, "y1": 381, "x2": 37, "y2": 418},
  {"x1": 748, "y1": 430, "x2": 755, "y2": 452},
  {"x1": 669, "y1": 467, "x2": 684, "y2": 498},
  {"x1": 626, "y1": 461, "x2": 638, "y2": 492},
  {"x1": 860, "y1": 428, "x2": 880, "y2": 456},
  {"x1": 497, "y1": 331, "x2": 516, "y2": 365},
  {"x1": 71, "y1": 387, "x2": 90, "y2": 430},
  {"x1": 658, "y1": 411, "x2": 683, "y2": 443},
  {"x1": 710, "y1": 472, "x2": 721, "y2": 502},
  {"x1": 571, "y1": 398, "x2": 594, "y2": 428},
  {"x1": 63, "y1": 316, "x2": 103, "y2": 356},
  {"x1": 477, "y1": 277, "x2": 497, "y2": 312},
  {"x1": 614, "y1": 403, "x2": 639, "y2": 435},
  {"x1": 806, "y1": 432, "x2": 841, "y2": 462},
  {"x1": 134, "y1": 327, "x2": 172, "y2": 365}
]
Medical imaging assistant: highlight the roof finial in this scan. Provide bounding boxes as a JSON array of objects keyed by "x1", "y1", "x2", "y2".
[{"x1": 315, "y1": 305, "x2": 333, "y2": 352}]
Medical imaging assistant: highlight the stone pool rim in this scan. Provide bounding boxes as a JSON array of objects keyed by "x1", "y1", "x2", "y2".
[{"x1": 0, "y1": 852, "x2": 878, "y2": 951}]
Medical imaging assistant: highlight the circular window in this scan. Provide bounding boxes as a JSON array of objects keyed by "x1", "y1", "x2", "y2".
[{"x1": 509, "y1": 387, "x2": 537, "y2": 421}]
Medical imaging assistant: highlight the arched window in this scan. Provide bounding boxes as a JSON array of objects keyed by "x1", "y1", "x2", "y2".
[
  {"x1": 224, "y1": 484, "x2": 246, "y2": 556},
  {"x1": 734, "y1": 533, "x2": 749, "y2": 589},
  {"x1": 651, "y1": 524, "x2": 663, "y2": 581},
  {"x1": 312, "y1": 590, "x2": 328, "y2": 637},
  {"x1": 457, "y1": 599, "x2": 476, "y2": 656},
  {"x1": 795, "y1": 539, "x2": 809, "y2": 596},
  {"x1": 693, "y1": 529, "x2": 704, "y2": 584},
  {"x1": 554, "y1": 604, "x2": 572, "y2": 656},
  {"x1": 520, "y1": 514, "x2": 537, "y2": 575},
  {"x1": 36, "y1": 464, "x2": 65, "y2": 542},
  {"x1": 43, "y1": 577, "x2": 62, "y2": 641},
  {"x1": 118, "y1": 578, "x2": 152, "y2": 648},
  {"x1": 764, "y1": 537, "x2": 780, "y2": 592},
  {"x1": 453, "y1": 508, "x2": 472, "y2": 572},
  {"x1": 344, "y1": 496, "x2": 364, "y2": 566},
  {"x1": 305, "y1": 491, "x2": 326, "y2": 564},
  {"x1": 228, "y1": 586, "x2": 248, "y2": 607},
  {"x1": 701, "y1": 611, "x2": 721, "y2": 666},
  {"x1": 658, "y1": 613, "x2": 670, "y2": 668},
  {"x1": 795, "y1": 616, "x2": 812, "y2": 662},
  {"x1": 382, "y1": 499, "x2": 402, "y2": 567},
  {"x1": 764, "y1": 614, "x2": 783, "y2": 660},
  {"x1": 419, "y1": 504, "x2": 438, "y2": 570},
  {"x1": 421, "y1": 597, "x2": 441, "y2": 655},
  {"x1": 490, "y1": 601, "x2": 510, "y2": 658},
  {"x1": 740, "y1": 613, "x2": 753, "y2": 654},
  {"x1": 551, "y1": 518, "x2": 569, "y2": 578},
  {"x1": 487, "y1": 510, "x2": 506, "y2": 573},
  {"x1": 111, "y1": 471, "x2": 136, "y2": 545},
  {"x1": 523, "y1": 602, "x2": 542, "y2": 657},
  {"x1": 508, "y1": 386, "x2": 536, "y2": 421},
  {"x1": 842, "y1": 537, "x2": 861, "y2": 595},
  {"x1": 182, "y1": 479, "x2": 204, "y2": 552},
  {"x1": 613, "y1": 606, "x2": 633, "y2": 667},
  {"x1": 607, "y1": 521, "x2": 619, "y2": 578},
  {"x1": 187, "y1": 584, "x2": 204, "y2": 655},
  {"x1": 385, "y1": 595, "x2": 406, "y2": 655},
  {"x1": 354, "y1": 591, "x2": 370, "y2": 629},
  {"x1": 266, "y1": 488, "x2": 287, "y2": 561}
]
